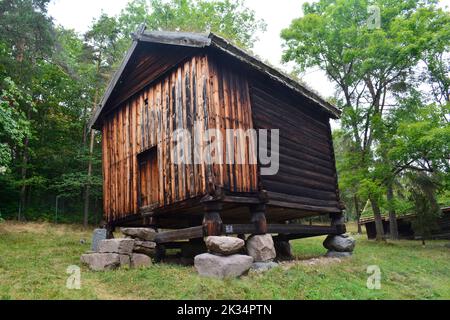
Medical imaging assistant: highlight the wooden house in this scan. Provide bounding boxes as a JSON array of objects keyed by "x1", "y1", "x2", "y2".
[
  {"x1": 360, "y1": 207, "x2": 450, "y2": 240},
  {"x1": 89, "y1": 28, "x2": 346, "y2": 244}
]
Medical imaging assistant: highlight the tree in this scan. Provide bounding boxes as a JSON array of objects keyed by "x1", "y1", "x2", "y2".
[
  {"x1": 0, "y1": 0, "x2": 54, "y2": 220},
  {"x1": 118, "y1": 0, "x2": 266, "y2": 49},
  {"x1": 82, "y1": 14, "x2": 122, "y2": 228},
  {"x1": 281, "y1": 0, "x2": 448, "y2": 240},
  {"x1": 333, "y1": 129, "x2": 366, "y2": 233},
  {"x1": 0, "y1": 77, "x2": 31, "y2": 172},
  {"x1": 0, "y1": 0, "x2": 266, "y2": 225}
]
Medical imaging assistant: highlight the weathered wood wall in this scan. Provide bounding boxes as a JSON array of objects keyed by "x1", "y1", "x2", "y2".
[
  {"x1": 249, "y1": 79, "x2": 341, "y2": 213},
  {"x1": 102, "y1": 54, "x2": 258, "y2": 223},
  {"x1": 101, "y1": 48, "x2": 340, "y2": 224},
  {"x1": 102, "y1": 54, "x2": 212, "y2": 222},
  {"x1": 207, "y1": 59, "x2": 258, "y2": 194}
]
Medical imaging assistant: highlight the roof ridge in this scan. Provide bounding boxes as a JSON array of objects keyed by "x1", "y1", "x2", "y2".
[{"x1": 89, "y1": 28, "x2": 341, "y2": 130}]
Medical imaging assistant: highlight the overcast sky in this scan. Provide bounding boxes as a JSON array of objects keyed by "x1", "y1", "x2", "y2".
[{"x1": 48, "y1": 0, "x2": 450, "y2": 104}]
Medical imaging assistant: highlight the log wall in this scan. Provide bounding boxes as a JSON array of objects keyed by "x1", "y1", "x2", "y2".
[
  {"x1": 101, "y1": 50, "x2": 340, "y2": 224},
  {"x1": 249, "y1": 79, "x2": 341, "y2": 213}
]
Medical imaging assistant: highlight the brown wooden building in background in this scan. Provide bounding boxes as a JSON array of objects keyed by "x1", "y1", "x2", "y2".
[{"x1": 90, "y1": 28, "x2": 346, "y2": 243}]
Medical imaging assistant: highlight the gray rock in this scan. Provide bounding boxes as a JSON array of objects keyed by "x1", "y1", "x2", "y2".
[
  {"x1": 194, "y1": 253, "x2": 253, "y2": 279},
  {"x1": 325, "y1": 251, "x2": 352, "y2": 258},
  {"x1": 205, "y1": 236, "x2": 245, "y2": 255},
  {"x1": 91, "y1": 229, "x2": 107, "y2": 252},
  {"x1": 120, "y1": 228, "x2": 157, "y2": 241},
  {"x1": 323, "y1": 234, "x2": 356, "y2": 252},
  {"x1": 119, "y1": 254, "x2": 131, "y2": 267},
  {"x1": 250, "y1": 261, "x2": 278, "y2": 272},
  {"x1": 80, "y1": 253, "x2": 121, "y2": 271},
  {"x1": 131, "y1": 253, "x2": 152, "y2": 268},
  {"x1": 133, "y1": 240, "x2": 157, "y2": 256},
  {"x1": 98, "y1": 238, "x2": 134, "y2": 254},
  {"x1": 246, "y1": 234, "x2": 276, "y2": 262}
]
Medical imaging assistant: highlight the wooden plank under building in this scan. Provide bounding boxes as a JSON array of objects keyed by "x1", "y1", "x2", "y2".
[{"x1": 154, "y1": 223, "x2": 344, "y2": 244}]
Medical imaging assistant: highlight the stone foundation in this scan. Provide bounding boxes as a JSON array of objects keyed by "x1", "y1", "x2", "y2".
[
  {"x1": 323, "y1": 234, "x2": 355, "y2": 258},
  {"x1": 81, "y1": 228, "x2": 157, "y2": 271}
]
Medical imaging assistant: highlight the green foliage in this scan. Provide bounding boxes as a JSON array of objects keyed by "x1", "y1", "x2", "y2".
[
  {"x1": 389, "y1": 101, "x2": 450, "y2": 174},
  {"x1": 118, "y1": 0, "x2": 266, "y2": 49},
  {"x1": 0, "y1": 0, "x2": 266, "y2": 223},
  {"x1": 284, "y1": 0, "x2": 449, "y2": 238},
  {"x1": 0, "y1": 77, "x2": 32, "y2": 170}
]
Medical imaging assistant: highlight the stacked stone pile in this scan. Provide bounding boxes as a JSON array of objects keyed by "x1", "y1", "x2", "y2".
[
  {"x1": 194, "y1": 234, "x2": 279, "y2": 279},
  {"x1": 246, "y1": 234, "x2": 278, "y2": 272},
  {"x1": 81, "y1": 228, "x2": 157, "y2": 271},
  {"x1": 323, "y1": 234, "x2": 356, "y2": 258},
  {"x1": 195, "y1": 236, "x2": 253, "y2": 279},
  {"x1": 121, "y1": 227, "x2": 157, "y2": 257}
]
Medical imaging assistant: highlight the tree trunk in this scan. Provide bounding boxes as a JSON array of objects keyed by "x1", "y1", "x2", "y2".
[
  {"x1": 83, "y1": 129, "x2": 95, "y2": 228},
  {"x1": 354, "y1": 194, "x2": 362, "y2": 234},
  {"x1": 83, "y1": 79, "x2": 100, "y2": 228},
  {"x1": 18, "y1": 137, "x2": 29, "y2": 221},
  {"x1": 370, "y1": 197, "x2": 385, "y2": 241},
  {"x1": 387, "y1": 184, "x2": 399, "y2": 240}
]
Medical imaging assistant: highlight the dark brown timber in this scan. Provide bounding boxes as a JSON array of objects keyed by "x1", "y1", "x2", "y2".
[{"x1": 90, "y1": 29, "x2": 344, "y2": 235}]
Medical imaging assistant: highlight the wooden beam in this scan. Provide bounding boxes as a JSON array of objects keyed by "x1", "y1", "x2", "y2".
[
  {"x1": 223, "y1": 224, "x2": 344, "y2": 236},
  {"x1": 140, "y1": 202, "x2": 160, "y2": 215},
  {"x1": 267, "y1": 200, "x2": 341, "y2": 213},
  {"x1": 155, "y1": 226, "x2": 204, "y2": 244},
  {"x1": 273, "y1": 234, "x2": 326, "y2": 241},
  {"x1": 221, "y1": 195, "x2": 262, "y2": 204},
  {"x1": 138, "y1": 31, "x2": 211, "y2": 48},
  {"x1": 153, "y1": 222, "x2": 345, "y2": 244}
]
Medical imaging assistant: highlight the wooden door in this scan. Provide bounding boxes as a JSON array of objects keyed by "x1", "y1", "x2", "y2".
[{"x1": 138, "y1": 147, "x2": 159, "y2": 209}]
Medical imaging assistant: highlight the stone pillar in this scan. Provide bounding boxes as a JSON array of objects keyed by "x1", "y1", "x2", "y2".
[
  {"x1": 249, "y1": 204, "x2": 267, "y2": 235},
  {"x1": 325, "y1": 213, "x2": 354, "y2": 258},
  {"x1": 203, "y1": 202, "x2": 223, "y2": 236}
]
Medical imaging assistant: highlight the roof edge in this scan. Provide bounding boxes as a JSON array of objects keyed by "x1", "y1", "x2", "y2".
[
  {"x1": 208, "y1": 33, "x2": 341, "y2": 119},
  {"x1": 89, "y1": 28, "x2": 341, "y2": 130},
  {"x1": 89, "y1": 25, "x2": 146, "y2": 130}
]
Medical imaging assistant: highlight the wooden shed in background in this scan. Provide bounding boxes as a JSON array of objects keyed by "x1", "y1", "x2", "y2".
[
  {"x1": 360, "y1": 207, "x2": 450, "y2": 240},
  {"x1": 89, "y1": 28, "x2": 346, "y2": 244}
]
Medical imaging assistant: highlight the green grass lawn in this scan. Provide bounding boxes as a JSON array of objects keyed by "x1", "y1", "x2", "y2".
[{"x1": 0, "y1": 221, "x2": 449, "y2": 300}]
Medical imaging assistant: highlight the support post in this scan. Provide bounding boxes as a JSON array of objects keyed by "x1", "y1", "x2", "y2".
[
  {"x1": 273, "y1": 234, "x2": 294, "y2": 261},
  {"x1": 249, "y1": 204, "x2": 267, "y2": 235},
  {"x1": 203, "y1": 202, "x2": 223, "y2": 236},
  {"x1": 155, "y1": 244, "x2": 166, "y2": 263},
  {"x1": 106, "y1": 224, "x2": 115, "y2": 239},
  {"x1": 330, "y1": 212, "x2": 347, "y2": 234}
]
